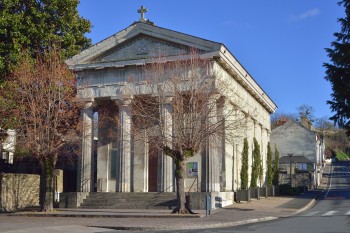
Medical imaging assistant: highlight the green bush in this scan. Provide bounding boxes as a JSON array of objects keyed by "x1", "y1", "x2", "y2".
[
  {"x1": 278, "y1": 184, "x2": 307, "y2": 196},
  {"x1": 272, "y1": 146, "x2": 280, "y2": 186},
  {"x1": 278, "y1": 184, "x2": 291, "y2": 195},
  {"x1": 335, "y1": 150, "x2": 350, "y2": 161},
  {"x1": 250, "y1": 138, "x2": 261, "y2": 188},
  {"x1": 240, "y1": 138, "x2": 249, "y2": 190},
  {"x1": 267, "y1": 143, "x2": 273, "y2": 187}
]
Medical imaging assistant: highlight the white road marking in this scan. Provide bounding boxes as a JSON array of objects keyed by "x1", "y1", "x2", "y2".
[
  {"x1": 322, "y1": 211, "x2": 338, "y2": 216},
  {"x1": 346, "y1": 210, "x2": 350, "y2": 215},
  {"x1": 302, "y1": 211, "x2": 319, "y2": 216}
]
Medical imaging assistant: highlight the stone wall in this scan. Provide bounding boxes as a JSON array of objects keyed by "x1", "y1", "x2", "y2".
[
  {"x1": 59, "y1": 192, "x2": 89, "y2": 208},
  {"x1": 0, "y1": 173, "x2": 40, "y2": 212},
  {"x1": 279, "y1": 173, "x2": 313, "y2": 189}
]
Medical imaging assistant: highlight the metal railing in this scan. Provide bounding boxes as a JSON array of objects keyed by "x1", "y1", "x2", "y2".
[
  {"x1": 188, "y1": 177, "x2": 198, "y2": 192},
  {"x1": 80, "y1": 178, "x2": 90, "y2": 192}
]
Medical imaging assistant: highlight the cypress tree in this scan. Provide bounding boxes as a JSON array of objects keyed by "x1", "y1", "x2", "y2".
[
  {"x1": 324, "y1": 0, "x2": 350, "y2": 135},
  {"x1": 240, "y1": 138, "x2": 249, "y2": 190},
  {"x1": 267, "y1": 142, "x2": 273, "y2": 187},
  {"x1": 259, "y1": 159, "x2": 264, "y2": 187},
  {"x1": 250, "y1": 138, "x2": 261, "y2": 188},
  {"x1": 272, "y1": 145, "x2": 280, "y2": 186}
]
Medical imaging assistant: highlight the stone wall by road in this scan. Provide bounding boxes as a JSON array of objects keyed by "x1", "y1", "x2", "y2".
[
  {"x1": 0, "y1": 173, "x2": 40, "y2": 212},
  {"x1": 279, "y1": 173, "x2": 313, "y2": 189}
]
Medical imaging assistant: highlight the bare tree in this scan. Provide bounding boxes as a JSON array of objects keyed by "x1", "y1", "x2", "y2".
[
  {"x1": 0, "y1": 48, "x2": 79, "y2": 211},
  {"x1": 297, "y1": 104, "x2": 315, "y2": 123},
  {"x1": 129, "y1": 50, "x2": 246, "y2": 213},
  {"x1": 314, "y1": 116, "x2": 335, "y2": 136},
  {"x1": 271, "y1": 112, "x2": 298, "y2": 129}
]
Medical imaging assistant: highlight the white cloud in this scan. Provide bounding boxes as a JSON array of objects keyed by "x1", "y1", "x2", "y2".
[{"x1": 289, "y1": 8, "x2": 320, "y2": 22}]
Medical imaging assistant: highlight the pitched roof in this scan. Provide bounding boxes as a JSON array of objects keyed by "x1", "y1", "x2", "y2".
[
  {"x1": 272, "y1": 119, "x2": 316, "y2": 135},
  {"x1": 279, "y1": 155, "x2": 313, "y2": 164}
]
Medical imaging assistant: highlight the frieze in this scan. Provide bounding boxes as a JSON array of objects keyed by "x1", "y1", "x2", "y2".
[
  {"x1": 90, "y1": 34, "x2": 195, "y2": 63},
  {"x1": 77, "y1": 85, "x2": 122, "y2": 98},
  {"x1": 77, "y1": 87, "x2": 99, "y2": 99}
]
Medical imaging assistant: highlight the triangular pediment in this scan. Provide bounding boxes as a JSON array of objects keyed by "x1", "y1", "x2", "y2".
[
  {"x1": 89, "y1": 34, "x2": 194, "y2": 63},
  {"x1": 67, "y1": 22, "x2": 223, "y2": 67}
]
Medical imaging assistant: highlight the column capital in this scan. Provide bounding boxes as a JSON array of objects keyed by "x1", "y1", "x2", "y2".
[
  {"x1": 112, "y1": 95, "x2": 133, "y2": 106},
  {"x1": 163, "y1": 96, "x2": 173, "y2": 104},
  {"x1": 79, "y1": 98, "x2": 95, "y2": 109},
  {"x1": 210, "y1": 93, "x2": 221, "y2": 100},
  {"x1": 83, "y1": 101, "x2": 94, "y2": 109}
]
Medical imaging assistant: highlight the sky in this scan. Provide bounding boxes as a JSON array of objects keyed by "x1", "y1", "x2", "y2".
[{"x1": 77, "y1": 0, "x2": 345, "y2": 119}]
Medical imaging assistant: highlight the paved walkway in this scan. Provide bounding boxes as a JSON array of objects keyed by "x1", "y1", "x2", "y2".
[
  {"x1": 0, "y1": 175, "x2": 329, "y2": 232},
  {"x1": 0, "y1": 193, "x2": 322, "y2": 232}
]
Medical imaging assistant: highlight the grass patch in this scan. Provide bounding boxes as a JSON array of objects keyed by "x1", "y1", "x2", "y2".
[{"x1": 335, "y1": 150, "x2": 350, "y2": 161}]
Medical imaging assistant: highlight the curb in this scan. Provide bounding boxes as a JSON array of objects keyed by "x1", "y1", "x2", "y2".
[
  {"x1": 293, "y1": 196, "x2": 319, "y2": 215},
  {"x1": 98, "y1": 216, "x2": 279, "y2": 232},
  {"x1": 9, "y1": 212, "x2": 203, "y2": 218}
]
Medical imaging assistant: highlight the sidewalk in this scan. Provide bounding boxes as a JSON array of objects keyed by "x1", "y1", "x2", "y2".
[{"x1": 5, "y1": 190, "x2": 324, "y2": 232}]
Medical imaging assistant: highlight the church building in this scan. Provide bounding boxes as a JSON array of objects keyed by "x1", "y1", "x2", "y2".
[{"x1": 66, "y1": 6, "x2": 277, "y2": 208}]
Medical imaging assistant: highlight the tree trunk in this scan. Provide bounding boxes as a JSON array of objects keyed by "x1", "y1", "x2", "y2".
[
  {"x1": 172, "y1": 157, "x2": 191, "y2": 214},
  {"x1": 40, "y1": 158, "x2": 55, "y2": 212}
]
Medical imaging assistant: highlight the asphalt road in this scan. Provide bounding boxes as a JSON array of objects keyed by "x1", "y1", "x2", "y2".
[{"x1": 156, "y1": 162, "x2": 350, "y2": 233}]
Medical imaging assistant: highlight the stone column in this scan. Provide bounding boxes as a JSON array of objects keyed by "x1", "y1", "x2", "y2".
[
  {"x1": 97, "y1": 101, "x2": 119, "y2": 192},
  {"x1": 208, "y1": 94, "x2": 220, "y2": 192},
  {"x1": 77, "y1": 101, "x2": 94, "y2": 192},
  {"x1": 158, "y1": 97, "x2": 174, "y2": 192},
  {"x1": 133, "y1": 129, "x2": 149, "y2": 192},
  {"x1": 246, "y1": 117, "x2": 254, "y2": 188},
  {"x1": 116, "y1": 97, "x2": 133, "y2": 192}
]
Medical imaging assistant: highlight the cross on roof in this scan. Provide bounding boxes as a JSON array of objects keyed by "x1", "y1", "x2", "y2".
[{"x1": 138, "y1": 5, "x2": 148, "y2": 22}]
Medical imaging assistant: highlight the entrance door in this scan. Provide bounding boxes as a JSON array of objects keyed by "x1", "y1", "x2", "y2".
[{"x1": 148, "y1": 137, "x2": 158, "y2": 192}]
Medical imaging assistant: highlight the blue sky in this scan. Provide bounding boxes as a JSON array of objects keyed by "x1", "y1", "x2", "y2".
[{"x1": 78, "y1": 0, "x2": 345, "y2": 119}]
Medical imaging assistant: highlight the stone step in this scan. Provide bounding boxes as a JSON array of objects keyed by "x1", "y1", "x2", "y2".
[
  {"x1": 85, "y1": 196, "x2": 176, "y2": 200},
  {"x1": 80, "y1": 204, "x2": 176, "y2": 209},
  {"x1": 80, "y1": 199, "x2": 177, "y2": 205},
  {"x1": 83, "y1": 197, "x2": 176, "y2": 202},
  {"x1": 83, "y1": 197, "x2": 176, "y2": 201},
  {"x1": 81, "y1": 199, "x2": 176, "y2": 206},
  {"x1": 87, "y1": 192, "x2": 176, "y2": 196},
  {"x1": 87, "y1": 196, "x2": 176, "y2": 200},
  {"x1": 83, "y1": 198, "x2": 176, "y2": 202},
  {"x1": 85, "y1": 194, "x2": 174, "y2": 198},
  {"x1": 80, "y1": 205, "x2": 175, "y2": 209},
  {"x1": 80, "y1": 192, "x2": 178, "y2": 209}
]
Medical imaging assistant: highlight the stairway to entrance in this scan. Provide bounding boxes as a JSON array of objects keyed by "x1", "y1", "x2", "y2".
[{"x1": 80, "y1": 192, "x2": 177, "y2": 209}]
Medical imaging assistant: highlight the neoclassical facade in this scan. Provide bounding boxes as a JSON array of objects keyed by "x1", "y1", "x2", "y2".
[{"x1": 67, "y1": 14, "x2": 277, "y2": 197}]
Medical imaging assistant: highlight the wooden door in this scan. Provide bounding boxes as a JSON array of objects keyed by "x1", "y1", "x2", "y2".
[{"x1": 148, "y1": 137, "x2": 158, "y2": 192}]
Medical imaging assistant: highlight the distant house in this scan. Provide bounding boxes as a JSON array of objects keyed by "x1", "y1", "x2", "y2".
[
  {"x1": 270, "y1": 119, "x2": 325, "y2": 188},
  {"x1": 0, "y1": 129, "x2": 15, "y2": 164}
]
